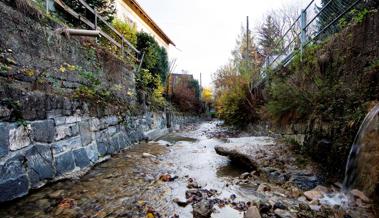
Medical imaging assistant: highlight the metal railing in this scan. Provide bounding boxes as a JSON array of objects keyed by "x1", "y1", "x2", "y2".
[
  {"x1": 261, "y1": 0, "x2": 365, "y2": 79},
  {"x1": 44, "y1": 0, "x2": 144, "y2": 70}
]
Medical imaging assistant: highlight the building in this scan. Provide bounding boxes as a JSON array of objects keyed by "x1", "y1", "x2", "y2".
[{"x1": 114, "y1": 0, "x2": 175, "y2": 49}]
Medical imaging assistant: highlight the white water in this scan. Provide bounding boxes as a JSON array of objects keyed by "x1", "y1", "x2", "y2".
[{"x1": 343, "y1": 104, "x2": 379, "y2": 190}]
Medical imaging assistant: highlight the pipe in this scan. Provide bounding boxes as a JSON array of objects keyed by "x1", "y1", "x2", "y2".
[{"x1": 56, "y1": 28, "x2": 100, "y2": 37}]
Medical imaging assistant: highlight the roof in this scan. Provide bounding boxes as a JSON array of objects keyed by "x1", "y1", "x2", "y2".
[{"x1": 123, "y1": 0, "x2": 175, "y2": 46}]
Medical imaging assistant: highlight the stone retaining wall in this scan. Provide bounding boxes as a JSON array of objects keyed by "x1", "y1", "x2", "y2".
[{"x1": 0, "y1": 110, "x2": 199, "y2": 202}]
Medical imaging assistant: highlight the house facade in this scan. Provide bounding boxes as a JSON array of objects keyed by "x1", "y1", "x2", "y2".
[{"x1": 114, "y1": 0, "x2": 174, "y2": 49}]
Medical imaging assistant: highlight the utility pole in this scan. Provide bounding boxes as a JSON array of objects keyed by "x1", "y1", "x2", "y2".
[
  {"x1": 200, "y1": 73, "x2": 202, "y2": 88},
  {"x1": 246, "y1": 16, "x2": 249, "y2": 61}
]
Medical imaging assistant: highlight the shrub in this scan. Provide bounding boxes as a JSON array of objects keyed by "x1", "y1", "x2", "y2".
[
  {"x1": 136, "y1": 32, "x2": 169, "y2": 83},
  {"x1": 112, "y1": 18, "x2": 137, "y2": 46},
  {"x1": 171, "y1": 77, "x2": 202, "y2": 113}
]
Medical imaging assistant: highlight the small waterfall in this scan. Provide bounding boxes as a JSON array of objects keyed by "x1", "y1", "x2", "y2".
[{"x1": 343, "y1": 104, "x2": 379, "y2": 196}]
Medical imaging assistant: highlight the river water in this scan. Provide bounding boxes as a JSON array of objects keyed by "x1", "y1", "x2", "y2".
[{"x1": 0, "y1": 121, "x2": 376, "y2": 217}]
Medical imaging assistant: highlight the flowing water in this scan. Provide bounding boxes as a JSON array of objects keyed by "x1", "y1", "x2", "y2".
[
  {"x1": 0, "y1": 121, "x2": 376, "y2": 217},
  {"x1": 343, "y1": 104, "x2": 379, "y2": 198}
]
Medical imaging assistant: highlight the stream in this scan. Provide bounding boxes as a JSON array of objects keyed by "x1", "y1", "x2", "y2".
[{"x1": 0, "y1": 121, "x2": 376, "y2": 218}]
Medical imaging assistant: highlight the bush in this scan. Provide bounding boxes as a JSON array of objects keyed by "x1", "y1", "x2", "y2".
[
  {"x1": 136, "y1": 69, "x2": 167, "y2": 110},
  {"x1": 136, "y1": 32, "x2": 169, "y2": 83},
  {"x1": 171, "y1": 77, "x2": 202, "y2": 113},
  {"x1": 112, "y1": 18, "x2": 137, "y2": 46},
  {"x1": 215, "y1": 76, "x2": 256, "y2": 127}
]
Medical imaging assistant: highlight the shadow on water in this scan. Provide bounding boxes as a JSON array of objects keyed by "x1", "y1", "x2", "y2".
[{"x1": 216, "y1": 160, "x2": 251, "y2": 178}]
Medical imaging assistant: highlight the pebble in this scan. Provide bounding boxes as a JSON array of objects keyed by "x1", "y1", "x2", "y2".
[
  {"x1": 48, "y1": 190, "x2": 64, "y2": 199},
  {"x1": 273, "y1": 201, "x2": 287, "y2": 210},
  {"x1": 142, "y1": 153, "x2": 156, "y2": 158},
  {"x1": 274, "y1": 208, "x2": 295, "y2": 218},
  {"x1": 244, "y1": 206, "x2": 261, "y2": 218}
]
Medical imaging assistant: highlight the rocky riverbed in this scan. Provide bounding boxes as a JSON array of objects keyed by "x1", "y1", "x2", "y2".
[{"x1": 0, "y1": 121, "x2": 376, "y2": 217}]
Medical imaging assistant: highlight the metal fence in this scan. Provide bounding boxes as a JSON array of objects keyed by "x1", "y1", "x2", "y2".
[
  {"x1": 261, "y1": 0, "x2": 365, "y2": 78},
  {"x1": 44, "y1": 0, "x2": 144, "y2": 71}
]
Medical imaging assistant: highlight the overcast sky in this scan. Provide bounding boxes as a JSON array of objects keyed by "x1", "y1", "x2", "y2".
[{"x1": 137, "y1": 0, "x2": 314, "y2": 86}]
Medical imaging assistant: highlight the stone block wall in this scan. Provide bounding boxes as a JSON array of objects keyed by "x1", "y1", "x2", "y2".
[
  {"x1": 0, "y1": 109, "x2": 198, "y2": 202},
  {"x1": 0, "y1": 1, "x2": 201, "y2": 203}
]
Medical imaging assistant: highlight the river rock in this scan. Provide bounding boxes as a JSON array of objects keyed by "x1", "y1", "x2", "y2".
[
  {"x1": 258, "y1": 201, "x2": 272, "y2": 214},
  {"x1": 289, "y1": 172, "x2": 320, "y2": 190},
  {"x1": 303, "y1": 185, "x2": 328, "y2": 201},
  {"x1": 350, "y1": 189, "x2": 370, "y2": 203},
  {"x1": 257, "y1": 183, "x2": 271, "y2": 193},
  {"x1": 142, "y1": 153, "x2": 156, "y2": 158},
  {"x1": 244, "y1": 206, "x2": 261, "y2": 218},
  {"x1": 215, "y1": 137, "x2": 275, "y2": 170},
  {"x1": 240, "y1": 172, "x2": 252, "y2": 179},
  {"x1": 273, "y1": 201, "x2": 287, "y2": 210},
  {"x1": 274, "y1": 209, "x2": 295, "y2": 218},
  {"x1": 192, "y1": 199, "x2": 213, "y2": 218}
]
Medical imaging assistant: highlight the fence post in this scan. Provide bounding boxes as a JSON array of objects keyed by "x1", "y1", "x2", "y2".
[
  {"x1": 137, "y1": 52, "x2": 145, "y2": 73},
  {"x1": 121, "y1": 38, "x2": 124, "y2": 56},
  {"x1": 45, "y1": 0, "x2": 49, "y2": 14},
  {"x1": 300, "y1": 9, "x2": 307, "y2": 59}
]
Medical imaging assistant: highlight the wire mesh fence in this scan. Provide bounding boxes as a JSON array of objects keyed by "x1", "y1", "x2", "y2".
[{"x1": 263, "y1": 0, "x2": 366, "y2": 73}]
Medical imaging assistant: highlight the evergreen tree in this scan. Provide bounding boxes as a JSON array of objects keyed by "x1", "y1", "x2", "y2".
[
  {"x1": 258, "y1": 15, "x2": 283, "y2": 57},
  {"x1": 231, "y1": 26, "x2": 261, "y2": 77},
  {"x1": 136, "y1": 32, "x2": 169, "y2": 83}
]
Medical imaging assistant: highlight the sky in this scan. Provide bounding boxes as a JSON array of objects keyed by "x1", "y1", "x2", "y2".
[{"x1": 137, "y1": 0, "x2": 313, "y2": 87}]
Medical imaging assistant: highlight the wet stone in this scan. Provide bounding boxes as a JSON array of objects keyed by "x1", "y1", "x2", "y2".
[
  {"x1": 25, "y1": 144, "x2": 54, "y2": 188},
  {"x1": 290, "y1": 173, "x2": 320, "y2": 190},
  {"x1": 0, "y1": 123, "x2": 10, "y2": 157},
  {"x1": 0, "y1": 155, "x2": 30, "y2": 202},
  {"x1": 73, "y1": 148, "x2": 91, "y2": 168},
  {"x1": 0, "y1": 175, "x2": 29, "y2": 202},
  {"x1": 97, "y1": 142, "x2": 107, "y2": 156},
  {"x1": 192, "y1": 199, "x2": 214, "y2": 218},
  {"x1": 54, "y1": 151, "x2": 75, "y2": 175},
  {"x1": 79, "y1": 120, "x2": 92, "y2": 146},
  {"x1": 106, "y1": 136, "x2": 119, "y2": 155},
  {"x1": 31, "y1": 120, "x2": 55, "y2": 143},
  {"x1": 85, "y1": 142, "x2": 99, "y2": 163}
]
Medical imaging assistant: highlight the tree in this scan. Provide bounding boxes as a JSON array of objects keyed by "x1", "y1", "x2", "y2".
[
  {"x1": 201, "y1": 87, "x2": 213, "y2": 105},
  {"x1": 172, "y1": 77, "x2": 202, "y2": 113},
  {"x1": 136, "y1": 32, "x2": 169, "y2": 83},
  {"x1": 231, "y1": 26, "x2": 262, "y2": 76},
  {"x1": 258, "y1": 15, "x2": 283, "y2": 57}
]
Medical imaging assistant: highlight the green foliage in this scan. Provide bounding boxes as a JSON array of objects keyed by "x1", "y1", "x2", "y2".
[
  {"x1": 74, "y1": 70, "x2": 112, "y2": 102},
  {"x1": 112, "y1": 18, "x2": 138, "y2": 46},
  {"x1": 215, "y1": 80, "x2": 254, "y2": 127},
  {"x1": 136, "y1": 69, "x2": 167, "y2": 110},
  {"x1": 351, "y1": 8, "x2": 369, "y2": 24},
  {"x1": 136, "y1": 32, "x2": 169, "y2": 82},
  {"x1": 60, "y1": 0, "x2": 116, "y2": 24}
]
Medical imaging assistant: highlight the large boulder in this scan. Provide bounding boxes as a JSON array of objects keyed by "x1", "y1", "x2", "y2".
[{"x1": 215, "y1": 137, "x2": 275, "y2": 170}]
